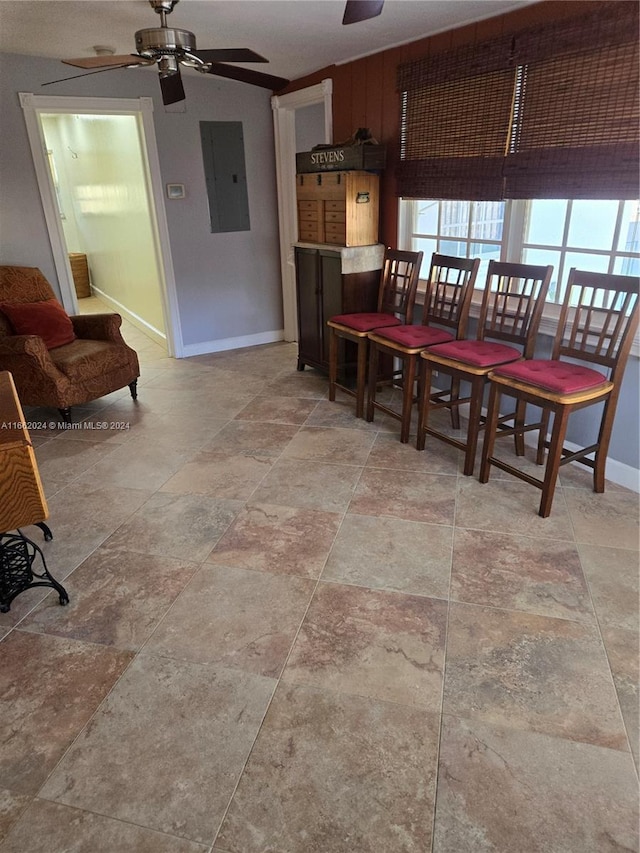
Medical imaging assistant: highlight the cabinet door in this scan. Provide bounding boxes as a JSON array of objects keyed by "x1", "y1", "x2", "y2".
[
  {"x1": 295, "y1": 247, "x2": 322, "y2": 365},
  {"x1": 319, "y1": 251, "x2": 343, "y2": 365}
]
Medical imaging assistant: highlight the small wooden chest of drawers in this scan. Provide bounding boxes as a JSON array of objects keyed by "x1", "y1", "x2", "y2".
[{"x1": 296, "y1": 171, "x2": 379, "y2": 247}]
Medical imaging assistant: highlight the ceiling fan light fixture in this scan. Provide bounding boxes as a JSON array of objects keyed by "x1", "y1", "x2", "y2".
[
  {"x1": 135, "y1": 26, "x2": 197, "y2": 55},
  {"x1": 158, "y1": 55, "x2": 179, "y2": 77}
]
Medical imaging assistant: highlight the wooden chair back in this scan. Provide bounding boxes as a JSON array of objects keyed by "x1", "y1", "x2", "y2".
[
  {"x1": 377, "y1": 248, "x2": 423, "y2": 323},
  {"x1": 421, "y1": 254, "x2": 480, "y2": 339},
  {"x1": 477, "y1": 261, "x2": 553, "y2": 356},
  {"x1": 554, "y1": 268, "x2": 639, "y2": 384}
]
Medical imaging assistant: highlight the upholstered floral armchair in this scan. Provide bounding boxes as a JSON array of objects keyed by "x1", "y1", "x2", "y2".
[{"x1": 0, "y1": 265, "x2": 139, "y2": 422}]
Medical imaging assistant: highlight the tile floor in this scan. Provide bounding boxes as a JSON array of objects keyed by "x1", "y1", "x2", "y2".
[{"x1": 0, "y1": 303, "x2": 638, "y2": 852}]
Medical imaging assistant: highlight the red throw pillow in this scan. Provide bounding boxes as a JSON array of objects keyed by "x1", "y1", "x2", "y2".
[{"x1": 0, "y1": 299, "x2": 76, "y2": 349}]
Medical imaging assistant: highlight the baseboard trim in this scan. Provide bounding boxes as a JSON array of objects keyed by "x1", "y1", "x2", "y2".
[
  {"x1": 556, "y1": 438, "x2": 639, "y2": 493},
  {"x1": 181, "y1": 329, "x2": 285, "y2": 358},
  {"x1": 90, "y1": 286, "x2": 166, "y2": 348}
]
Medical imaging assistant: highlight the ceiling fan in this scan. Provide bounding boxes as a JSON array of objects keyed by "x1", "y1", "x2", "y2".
[
  {"x1": 47, "y1": 0, "x2": 384, "y2": 105},
  {"x1": 50, "y1": 0, "x2": 290, "y2": 105}
]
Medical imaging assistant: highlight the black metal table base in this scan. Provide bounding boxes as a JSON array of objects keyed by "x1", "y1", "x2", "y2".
[{"x1": 0, "y1": 527, "x2": 69, "y2": 613}]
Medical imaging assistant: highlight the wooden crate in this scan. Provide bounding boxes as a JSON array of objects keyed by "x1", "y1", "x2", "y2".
[
  {"x1": 68, "y1": 253, "x2": 91, "y2": 299},
  {"x1": 296, "y1": 171, "x2": 379, "y2": 247}
]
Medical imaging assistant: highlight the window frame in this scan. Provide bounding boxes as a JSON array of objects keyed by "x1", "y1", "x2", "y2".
[{"x1": 399, "y1": 196, "x2": 640, "y2": 354}]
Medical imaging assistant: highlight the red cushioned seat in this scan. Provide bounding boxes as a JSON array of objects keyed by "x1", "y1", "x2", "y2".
[
  {"x1": 492, "y1": 359, "x2": 608, "y2": 393},
  {"x1": 372, "y1": 324, "x2": 454, "y2": 348},
  {"x1": 329, "y1": 312, "x2": 402, "y2": 333},
  {"x1": 427, "y1": 339, "x2": 521, "y2": 367}
]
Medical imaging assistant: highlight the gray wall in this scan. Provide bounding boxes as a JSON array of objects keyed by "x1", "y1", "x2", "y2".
[{"x1": 0, "y1": 51, "x2": 284, "y2": 349}]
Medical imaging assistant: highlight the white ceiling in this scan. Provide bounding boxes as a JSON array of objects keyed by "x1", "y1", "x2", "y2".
[{"x1": 0, "y1": 0, "x2": 537, "y2": 85}]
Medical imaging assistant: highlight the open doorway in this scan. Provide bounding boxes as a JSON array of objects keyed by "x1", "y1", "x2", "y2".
[
  {"x1": 40, "y1": 112, "x2": 166, "y2": 350},
  {"x1": 20, "y1": 93, "x2": 183, "y2": 357}
]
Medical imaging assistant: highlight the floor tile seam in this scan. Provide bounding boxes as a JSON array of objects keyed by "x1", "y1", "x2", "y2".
[
  {"x1": 343, "y1": 507, "x2": 454, "y2": 527},
  {"x1": 448, "y1": 520, "x2": 577, "y2": 544},
  {"x1": 126, "y1": 646, "x2": 280, "y2": 690},
  {"x1": 438, "y1": 707, "x2": 639, "y2": 761},
  {"x1": 206, "y1": 664, "x2": 283, "y2": 850},
  {"x1": 10, "y1": 625, "x2": 140, "y2": 659},
  {"x1": 17, "y1": 796, "x2": 211, "y2": 850},
  {"x1": 25, "y1": 650, "x2": 143, "y2": 808},
  {"x1": 445, "y1": 596, "x2": 605, "y2": 630},
  {"x1": 234, "y1": 428, "x2": 307, "y2": 506},
  {"x1": 430, "y1": 554, "x2": 454, "y2": 853},
  {"x1": 0, "y1": 519, "x2": 153, "y2": 635},
  {"x1": 574, "y1": 547, "x2": 639, "y2": 636},
  {"x1": 0, "y1": 789, "x2": 33, "y2": 849},
  {"x1": 447, "y1": 589, "x2": 598, "y2": 627},
  {"x1": 576, "y1": 539, "x2": 640, "y2": 554},
  {"x1": 250, "y1": 392, "x2": 329, "y2": 401},
  {"x1": 343, "y1": 453, "x2": 372, "y2": 517},
  {"x1": 273, "y1": 675, "x2": 445, "y2": 716},
  {"x1": 278, "y1": 454, "x2": 367, "y2": 468},
  {"x1": 132, "y1": 557, "x2": 253, "y2": 663},
  {"x1": 362, "y1": 464, "x2": 459, "y2": 478},
  {"x1": 343, "y1": 509, "x2": 456, "y2": 532},
  {"x1": 206, "y1": 507, "x2": 352, "y2": 848},
  {"x1": 315, "y1": 575, "x2": 451, "y2": 607},
  {"x1": 35, "y1": 435, "x2": 130, "y2": 493},
  {"x1": 570, "y1": 558, "x2": 640, "y2": 773}
]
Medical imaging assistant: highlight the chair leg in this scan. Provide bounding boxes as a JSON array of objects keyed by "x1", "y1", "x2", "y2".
[
  {"x1": 400, "y1": 354, "x2": 415, "y2": 444},
  {"x1": 514, "y1": 399, "x2": 527, "y2": 456},
  {"x1": 450, "y1": 377, "x2": 461, "y2": 429},
  {"x1": 416, "y1": 361, "x2": 432, "y2": 451},
  {"x1": 366, "y1": 341, "x2": 380, "y2": 422},
  {"x1": 593, "y1": 395, "x2": 615, "y2": 493},
  {"x1": 463, "y1": 376, "x2": 485, "y2": 477},
  {"x1": 129, "y1": 379, "x2": 138, "y2": 401},
  {"x1": 58, "y1": 407, "x2": 71, "y2": 424},
  {"x1": 479, "y1": 383, "x2": 502, "y2": 483},
  {"x1": 539, "y1": 406, "x2": 570, "y2": 518},
  {"x1": 328, "y1": 328, "x2": 338, "y2": 402},
  {"x1": 536, "y1": 409, "x2": 551, "y2": 465},
  {"x1": 355, "y1": 338, "x2": 368, "y2": 419}
]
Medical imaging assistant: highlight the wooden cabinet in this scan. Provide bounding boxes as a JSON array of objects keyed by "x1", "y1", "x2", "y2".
[
  {"x1": 294, "y1": 243, "x2": 385, "y2": 376},
  {"x1": 296, "y1": 171, "x2": 379, "y2": 247},
  {"x1": 0, "y1": 371, "x2": 48, "y2": 533}
]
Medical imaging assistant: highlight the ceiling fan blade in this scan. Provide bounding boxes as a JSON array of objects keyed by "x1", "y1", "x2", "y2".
[
  {"x1": 62, "y1": 55, "x2": 150, "y2": 69},
  {"x1": 342, "y1": 0, "x2": 384, "y2": 25},
  {"x1": 195, "y1": 48, "x2": 268, "y2": 64},
  {"x1": 42, "y1": 65, "x2": 141, "y2": 86},
  {"x1": 206, "y1": 63, "x2": 289, "y2": 90},
  {"x1": 160, "y1": 70, "x2": 186, "y2": 105}
]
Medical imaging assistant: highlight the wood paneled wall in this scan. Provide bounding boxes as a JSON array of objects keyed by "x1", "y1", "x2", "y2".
[{"x1": 280, "y1": 1, "x2": 603, "y2": 246}]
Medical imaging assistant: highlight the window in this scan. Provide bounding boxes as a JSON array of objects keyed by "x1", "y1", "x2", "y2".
[
  {"x1": 397, "y1": 3, "x2": 639, "y2": 202},
  {"x1": 401, "y1": 198, "x2": 640, "y2": 304}
]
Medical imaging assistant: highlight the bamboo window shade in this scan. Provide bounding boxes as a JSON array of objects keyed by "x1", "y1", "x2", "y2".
[{"x1": 396, "y1": 1, "x2": 639, "y2": 201}]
